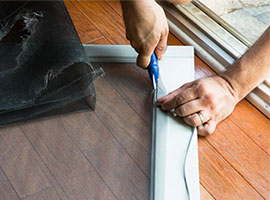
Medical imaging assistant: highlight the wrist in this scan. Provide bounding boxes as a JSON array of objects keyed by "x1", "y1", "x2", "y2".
[
  {"x1": 121, "y1": 0, "x2": 157, "y2": 20},
  {"x1": 121, "y1": 0, "x2": 155, "y2": 8},
  {"x1": 220, "y1": 58, "x2": 258, "y2": 102},
  {"x1": 216, "y1": 75, "x2": 241, "y2": 104}
]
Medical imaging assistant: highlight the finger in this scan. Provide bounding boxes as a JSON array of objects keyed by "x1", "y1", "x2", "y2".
[
  {"x1": 175, "y1": 99, "x2": 203, "y2": 117},
  {"x1": 173, "y1": 86, "x2": 198, "y2": 107},
  {"x1": 161, "y1": 86, "x2": 198, "y2": 110},
  {"x1": 197, "y1": 120, "x2": 216, "y2": 136},
  {"x1": 154, "y1": 32, "x2": 168, "y2": 60},
  {"x1": 136, "y1": 53, "x2": 152, "y2": 68},
  {"x1": 183, "y1": 110, "x2": 210, "y2": 127},
  {"x1": 132, "y1": 39, "x2": 155, "y2": 68},
  {"x1": 158, "y1": 82, "x2": 193, "y2": 108},
  {"x1": 157, "y1": 90, "x2": 178, "y2": 105}
]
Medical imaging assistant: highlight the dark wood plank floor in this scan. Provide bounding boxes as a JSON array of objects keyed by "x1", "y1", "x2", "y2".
[{"x1": 0, "y1": 1, "x2": 269, "y2": 199}]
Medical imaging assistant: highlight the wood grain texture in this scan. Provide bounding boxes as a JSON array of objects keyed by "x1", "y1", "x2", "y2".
[
  {"x1": 23, "y1": 187, "x2": 61, "y2": 200},
  {"x1": 0, "y1": 127, "x2": 52, "y2": 199},
  {"x1": 200, "y1": 185, "x2": 215, "y2": 200},
  {"x1": 65, "y1": 1, "x2": 105, "y2": 44},
  {"x1": 93, "y1": 74, "x2": 152, "y2": 175},
  {"x1": 20, "y1": 119, "x2": 117, "y2": 200},
  {"x1": 105, "y1": 0, "x2": 123, "y2": 17},
  {"x1": 198, "y1": 138, "x2": 263, "y2": 200},
  {"x1": 71, "y1": 0, "x2": 128, "y2": 44},
  {"x1": 230, "y1": 100, "x2": 270, "y2": 155},
  {"x1": 0, "y1": 168, "x2": 19, "y2": 200},
  {"x1": 95, "y1": 63, "x2": 153, "y2": 125},
  {"x1": 207, "y1": 121, "x2": 270, "y2": 199},
  {"x1": 86, "y1": 141, "x2": 150, "y2": 200},
  {"x1": 58, "y1": 112, "x2": 115, "y2": 152}
]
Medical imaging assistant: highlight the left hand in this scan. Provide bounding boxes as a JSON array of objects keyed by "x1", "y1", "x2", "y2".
[{"x1": 157, "y1": 76, "x2": 239, "y2": 136}]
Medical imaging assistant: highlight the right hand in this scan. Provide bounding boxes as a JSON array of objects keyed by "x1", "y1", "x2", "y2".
[{"x1": 121, "y1": 0, "x2": 169, "y2": 68}]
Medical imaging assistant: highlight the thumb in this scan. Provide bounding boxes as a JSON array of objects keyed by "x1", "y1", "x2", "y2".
[
  {"x1": 154, "y1": 34, "x2": 168, "y2": 60},
  {"x1": 136, "y1": 53, "x2": 152, "y2": 68}
]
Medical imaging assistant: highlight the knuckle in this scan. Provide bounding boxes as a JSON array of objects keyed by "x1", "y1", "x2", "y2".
[
  {"x1": 205, "y1": 94, "x2": 216, "y2": 105},
  {"x1": 176, "y1": 94, "x2": 185, "y2": 105},
  {"x1": 186, "y1": 89, "x2": 194, "y2": 99},
  {"x1": 167, "y1": 92, "x2": 177, "y2": 103},
  {"x1": 210, "y1": 104, "x2": 218, "y2": 112},
  {"x1": 169, "y1": 91, "x2": 177, "y2": 99},
  {"x1": 197, "y1": 82, "x2": 207, "y2": 93},
  {"x1": 176, "y1": 106, "x2": 185, "y2": 116},
  {"x1": 163, "y1": 27, "x2": 169, "y2": 36}
]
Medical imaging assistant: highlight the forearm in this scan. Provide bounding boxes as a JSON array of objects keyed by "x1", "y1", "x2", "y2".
[
  {"x1": 221, "y1": 27, "x2": 270, "y2": 101},
  {"x1": 120, "y1": 0, "x2": 155, "y2": 27},
  {"x1": 120, "y1": 0, "x2": 191, "y2": 6},
  {"x1": 120, "y1": 0, "x2": 191, "y2": 20},
  {"x1": 120, "y1": 0, "x2": 154, "y2": 12}
]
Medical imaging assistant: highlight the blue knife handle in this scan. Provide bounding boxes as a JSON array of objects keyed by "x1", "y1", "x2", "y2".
[{"x1": 148, "y1": 53, "x2": 159, "y2": 84}]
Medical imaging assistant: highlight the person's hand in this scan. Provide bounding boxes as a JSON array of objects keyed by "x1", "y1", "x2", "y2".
[
  {"x1": 157, "y1": 76, "x2": 239, "y2": 136},
  {"x1": 167, "y1": 0, "x2": 192, "y2": 5},
  {"x1": 121, "y1": 0, "x2": 169, "y2": 68}
]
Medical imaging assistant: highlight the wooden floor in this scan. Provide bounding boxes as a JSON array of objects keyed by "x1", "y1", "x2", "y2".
[{"x1": 0, "y1": 1, "x2": 269, "y2": 199}]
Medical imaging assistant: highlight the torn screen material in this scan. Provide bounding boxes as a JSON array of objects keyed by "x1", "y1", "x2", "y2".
[{"x1": 0, "y1": 1, "x2": 101, "y2": 126}]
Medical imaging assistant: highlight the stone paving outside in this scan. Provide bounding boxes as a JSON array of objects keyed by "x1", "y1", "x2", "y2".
[{"x1": 199, "y1": 0, "x2": 270, "y2": 43}]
